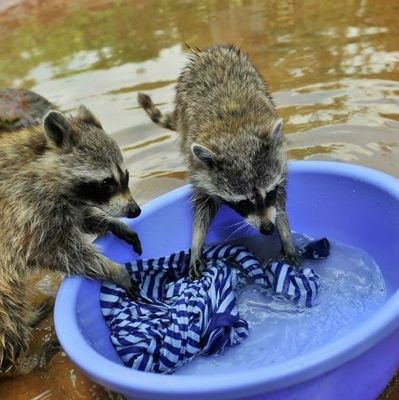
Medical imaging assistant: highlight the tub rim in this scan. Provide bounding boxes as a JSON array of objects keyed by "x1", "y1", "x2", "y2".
[{"x1": 54, "y1": 160, "x2": 399, "y2": 398}]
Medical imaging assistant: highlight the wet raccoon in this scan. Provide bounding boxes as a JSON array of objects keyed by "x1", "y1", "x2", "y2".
[
  {"x1": 0, "y1": 106, "x2": 142, "y2": 376},
  {"x1": 138, "y1": 45, "x2": 299, "y2": 280}
]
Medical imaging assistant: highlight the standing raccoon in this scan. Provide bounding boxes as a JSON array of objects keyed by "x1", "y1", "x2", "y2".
[
  {"x1": 138, "y1": 45, "x2": 299, "y2": 280},
  {"x1": 0, "y1": 106, "x2": 142, "y2": 376}
]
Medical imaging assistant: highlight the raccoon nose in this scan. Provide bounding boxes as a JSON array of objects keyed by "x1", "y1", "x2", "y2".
[
  {"x1": 127, "y1": 205, "x2": 141, "y2": 218},
  {"x1": 260, "y1": 222, "x2": 274, "y2": 235}
]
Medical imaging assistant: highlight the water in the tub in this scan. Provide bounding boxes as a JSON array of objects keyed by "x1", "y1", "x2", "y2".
[{"x1": 176, "y1": 233, "x2": 386, "y2": 375}]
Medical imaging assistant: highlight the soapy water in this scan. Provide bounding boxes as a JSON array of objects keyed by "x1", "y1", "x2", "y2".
[{"x1": 176, "y1": 233, "x2": 386, "y2": 375}]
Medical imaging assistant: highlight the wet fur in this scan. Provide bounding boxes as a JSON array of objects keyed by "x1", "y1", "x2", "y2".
[
  {"x1": 0, "y1": 106, "x2": 141, "y2": 376},
  {"x1": 138, "y1": 45, "x2": 299, "y2": 279}
]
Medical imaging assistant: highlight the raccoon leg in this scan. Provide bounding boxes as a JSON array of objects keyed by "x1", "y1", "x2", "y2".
[
  {"x1": 108, "y1": 220, "x2": 142, "y2": 256},
  {"x1": 137, "y1": 92, "x2": 176, "y2": 131},
  {"x1": 83, "y1": 206, "x2": 142, "y2": 255},
  {"x1": 0, "y1": 279, "x2": 59, "y2": 378},
  {"x1": 26, "y1": 298, "x2": 55, "y2": 329},
  {"x1": 189, "y1": 192, "x2": 219, "y2": 281},
  {"x1": 1, "y1": 337, "x2": 60, "y2": 378},
  {"x1": 275, "y1": 186, "x2": 301, "y2": 266},
  {"x1": 41, "y1": 234, "x2": 135, "y2": 294},
  {"x1": 276, "y1": 209, "x2": 301, "y2": 266},
  {"x1": 13, "y1": 335, "x2": 60, "y2": 375},
  {"x1": 0, "y1": 282, "x2": 32, "y2": 377},
  {"x1": 110, "y1": 221, "x2": 142, "y2": 256}
]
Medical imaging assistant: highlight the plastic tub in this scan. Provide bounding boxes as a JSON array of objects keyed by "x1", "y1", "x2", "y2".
[{"x1": 54, "y1": 161, "x2": 399, "y2": 400}]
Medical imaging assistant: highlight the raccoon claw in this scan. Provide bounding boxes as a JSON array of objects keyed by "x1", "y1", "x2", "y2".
[
  {"x1": 126, "y1": 280, "x2": 139, "y2": 300},
  {"x1": 123, "y1": 229, "x2": 142, "y2": 256},
  {"x1": 188, "y1": 258, "x2": 207, "y2": 282}
]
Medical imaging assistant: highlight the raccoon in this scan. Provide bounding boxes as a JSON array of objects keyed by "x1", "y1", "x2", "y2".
[
  {"x1": 0, "y1": 106, "x2": 142, "y2": 376},
  {"x1": 138, "y1": 45, "x2": 299, "y2": 280}
]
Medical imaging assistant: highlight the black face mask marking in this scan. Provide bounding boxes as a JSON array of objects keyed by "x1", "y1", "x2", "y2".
[
  {"x1": 227, "y1": 186, "x2": 279, "y2": 217},
  {"x1": 265, "y1": 186, "x2": 278, "y2": 207},
  {"x1": 74, "y1": 176, "x2": 118, "y2": 204},
  {"x1": 228, "y1": 199, "x2": 254, "y2": 217}
]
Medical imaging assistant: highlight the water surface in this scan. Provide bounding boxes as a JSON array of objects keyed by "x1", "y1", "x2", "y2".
[{"x1": 178, "y1": 235, "x2": 386, "y2": 374}]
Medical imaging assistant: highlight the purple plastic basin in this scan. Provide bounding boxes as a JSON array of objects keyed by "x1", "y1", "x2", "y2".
[{"x1": 54, "y1": 161, "x2": 399, "y2": 400}]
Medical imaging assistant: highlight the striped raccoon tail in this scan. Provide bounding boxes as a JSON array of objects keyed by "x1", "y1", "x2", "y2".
[{"x1": 137, "y1": 93, "x2": 176, "y2": 131}]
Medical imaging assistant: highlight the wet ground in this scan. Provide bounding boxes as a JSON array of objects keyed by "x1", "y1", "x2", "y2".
[{"x1": 0, "y1": 0, "x2": 398, "y2": 398}]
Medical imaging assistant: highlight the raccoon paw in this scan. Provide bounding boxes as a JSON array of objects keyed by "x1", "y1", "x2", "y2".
[
  {"x1": 122, "y1": 228, "x2": 142, "y2": 256},
  {"x1": 13, "y1": 338, "x2": 60, "y2": 375},
  {"x1": 188, "y1": 258, "x2": 207, "y2": 282},
  {"x1": 126, "y1": 280, "x2": 139, "y2": 301},
  {"x1": 113, "y1": 267, "x2": 132, "y2": 289},
  {"x1": 282, "y1": 245, "x2": 301, "y2": 267},
  {"x1": 37, "y1": 339, "x2": 61, "y2": 369},
  {"x1": 114, "y1": 267, "x2": 139, "y2": 299}
]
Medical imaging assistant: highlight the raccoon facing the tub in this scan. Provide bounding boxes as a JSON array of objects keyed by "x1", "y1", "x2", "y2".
[
  {"x1": 138, "y1": 44, "x2": 299, "y2": 280},
  {"x1": 0, "y1": 106, "x2": 142, "y2": 376}
]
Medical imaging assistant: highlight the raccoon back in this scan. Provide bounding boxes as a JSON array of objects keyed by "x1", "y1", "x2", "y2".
[{"x1": 175, "y1": 45, "x2": 277, "y2": 147}]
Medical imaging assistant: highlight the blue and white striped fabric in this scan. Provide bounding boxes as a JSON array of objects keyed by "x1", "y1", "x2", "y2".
[{"x1": 100, "y1": 239, "x2": 328, "y2": 373}]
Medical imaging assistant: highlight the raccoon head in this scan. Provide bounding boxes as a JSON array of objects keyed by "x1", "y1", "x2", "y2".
[
  {"x1": 190, "y1": 119, "x2": 286, "y2": 234},
  {"x1": 42, "y1": 106, "x2": 141, "y2": 219}
]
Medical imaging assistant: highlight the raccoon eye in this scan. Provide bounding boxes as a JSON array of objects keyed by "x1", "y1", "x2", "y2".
[
  {"x1": 229, "y1": 199, "x2": 254, "y2": 216},
  {"x1": 74, "y1": 178, "x2": 116, "y2": 204},
  {"x1": 101, "y1": 177, "x2": 115, "y2": 188}
]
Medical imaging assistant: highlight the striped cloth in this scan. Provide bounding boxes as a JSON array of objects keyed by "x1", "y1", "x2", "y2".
[{"x1": 100, "y1": 239, "x2": 328, "y2": 373}]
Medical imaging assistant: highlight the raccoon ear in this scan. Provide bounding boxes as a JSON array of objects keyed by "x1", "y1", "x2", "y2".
[
  {"x1": 43, "y1": 110, "x2": 76, "y2": 151},
  {"x1": 271, "y1": 118, "x2": 283, "y2": 137},
  {"x1": 76, "y1": 105, "x2": 102, "y2": 128},
  {"x1": 191, "y1": 144, "x2": 217, "y2": 168}
]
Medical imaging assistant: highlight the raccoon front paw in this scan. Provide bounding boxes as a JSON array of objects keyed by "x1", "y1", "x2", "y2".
[
  {"x1": 126, "y1": 279, "x2": 139, "y2": 300},
  {"x1": 13, "y1": 338, "x2": 61, "y2": 375},
  {"x1": 282, "y1": 244, "x2": 301, "y2": 267},
  {"x1": 38, "y1": 339, "x2": 61, "y2": 369},
  {"x1": 115, "y1": 272, "x2": 139, "y2": 300},
  {"x1": 121, "y1": 228, "x2": 142, "y2": 256},
  {"x1": 113, "y1": 267, "x2": 133, "y2": 289},
  {"x1": 188, "y1": 257, "x2": 207, "y2": 282}
]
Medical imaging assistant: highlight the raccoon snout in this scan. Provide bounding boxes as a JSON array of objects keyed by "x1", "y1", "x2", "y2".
[
  {"x1": 260, "y1": 222, "x2": 275, "y2": 235},
  {"x1": 127, "y1": 203, "x2": 141, "y2": 218}
]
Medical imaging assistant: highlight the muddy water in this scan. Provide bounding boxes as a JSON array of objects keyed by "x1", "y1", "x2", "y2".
[{"x1": 0, "y1": 0, "x2": 398, "y2": 398}]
